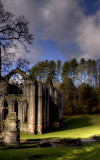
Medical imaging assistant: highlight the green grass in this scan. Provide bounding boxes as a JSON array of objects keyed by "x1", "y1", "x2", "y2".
[
  {"x1": 1, "y1": 142, "x2": 100, "y2": 160},
  {"x1": 21, "y1": 115, "x2": 100, "y2": 139},
  {"x1": 1, "y1": 115, "x2": 100, "y2": 160}
]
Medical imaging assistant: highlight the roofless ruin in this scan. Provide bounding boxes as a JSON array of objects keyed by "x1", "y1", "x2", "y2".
[{"x1": 0, "y1": 68, "x2": 62, "y2": 134}]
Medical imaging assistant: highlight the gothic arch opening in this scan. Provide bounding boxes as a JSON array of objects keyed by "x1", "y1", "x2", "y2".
[
  {"x1": 2, "y1": 108, "x2": 8, "y2": 120},
  {"x1": 8, "y1": 73, "x2": 24, "y2": 94},
  {"x1": 6, "y1": 68, "x2": 27, "y2": 81},
  {"x1": 9, "y1": 73, "x2": 24, "y2": 85},
  {"x1": 4, "y1": 100, "x2": 8, "y2": 108},
  {"x1": 14, "y1": 101, "x2": 18, "y2": 117}
]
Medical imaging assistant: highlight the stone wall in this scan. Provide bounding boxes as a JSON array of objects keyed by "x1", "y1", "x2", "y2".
[{"x1": 0, "y1": 68, "x2": 63, "y2": 134}]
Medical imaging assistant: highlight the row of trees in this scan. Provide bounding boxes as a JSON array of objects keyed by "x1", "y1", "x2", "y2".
[
  {"x1": 30, "y1": 60, "x2": 61, "y2": 82},
  {"x1": 62, "y1": 58, "x2": 100, "y2": 87},
  {"x1": 30, "y1": 58, "x2": 100, "y2": 87},
  {"x1": 30, "y1": 59, "x2": 100, "y2": 115}
]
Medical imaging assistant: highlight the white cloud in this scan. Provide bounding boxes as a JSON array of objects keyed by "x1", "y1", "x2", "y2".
[
  {"x1": 77, "y1": 10, "x2": 100, "y2": 60},
  {"x1": 13, "y1": 42, "x2": 44, "y2": 65},
  {"x1": 1, "y1": 0, "x2": 100, "y2": 62}
]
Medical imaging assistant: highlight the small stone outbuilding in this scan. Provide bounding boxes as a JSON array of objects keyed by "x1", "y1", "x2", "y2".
[{"x1": 0, "y1": 68, "x2": 62, "y2": 134}]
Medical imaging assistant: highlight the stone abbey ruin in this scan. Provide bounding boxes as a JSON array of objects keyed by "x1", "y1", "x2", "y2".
[{"x1": 0, "y1": 68, "x2": 62, "y2": 134}]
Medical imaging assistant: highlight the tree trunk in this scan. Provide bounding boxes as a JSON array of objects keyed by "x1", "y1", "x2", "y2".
[{"x1": 0, "y1": 42, "x2": 1, "y2": 79}]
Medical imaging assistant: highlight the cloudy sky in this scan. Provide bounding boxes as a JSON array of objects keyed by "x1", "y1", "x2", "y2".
[{"x1": 2, "y1": 0, "x2": 100, "y2": 64}]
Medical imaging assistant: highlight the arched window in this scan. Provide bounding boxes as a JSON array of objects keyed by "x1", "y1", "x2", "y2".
[
  {"x1": 14, "y1": 101, "x2": 18, "y2": 117},
  {"x1": 4, "y1": 100, "x2": 8, "y2": 108},
  {"x1": 8, "y1": 73, "x2": 24, "y2": 94},
  {"x1": 9, "y1": 73, "x2": 24, "y2": 84},
  {"x1": 2, "y1": 108, "x2": 8, "y2": 120}
]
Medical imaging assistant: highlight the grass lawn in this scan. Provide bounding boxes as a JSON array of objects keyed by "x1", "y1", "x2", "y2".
[
  {"x1": 1, "y1": 115, "x2": 100, "y2": 160},
  {"x1": 21, "y1": 115, "x2": 100, "y2": 139},
  {"x1": 0, "y1": 142, "x2": 100, "y2": 160}
]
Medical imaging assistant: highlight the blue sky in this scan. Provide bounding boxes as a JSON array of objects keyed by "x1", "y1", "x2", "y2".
[
  {"x1": 80, "y1": 0, "x2": 100, "y2": 15},
  {"x1": 2, "y1": 0, "x2": 100, "y2": 65},
  {"x1": 39, "y1": 40, "x2": 65, "y2": 62}
]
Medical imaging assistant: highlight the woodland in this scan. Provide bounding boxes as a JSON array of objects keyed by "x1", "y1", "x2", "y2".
[{"x1": 30, "y1": 58, "x2": 100, "y2": 115}]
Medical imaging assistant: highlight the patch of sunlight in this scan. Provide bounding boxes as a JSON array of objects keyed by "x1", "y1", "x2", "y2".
[
  {"x1": 73, "y1": 150, "x2": 80, "y2": 154},
  {"x1": 21, "y1": 115, "x2": 100, "y2": 140},
  {"x1": 63, "y1": 154, "x2": 76, "y2": 160}
]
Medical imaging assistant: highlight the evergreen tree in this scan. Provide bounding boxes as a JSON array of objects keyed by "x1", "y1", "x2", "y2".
[
  {"x1": 58, "y1": 76, "x2": 75, "y2": 114},
  {"x1": 48, "y1": 60, "x2": 57, "y2": 82},
  {"x1": 57, "y1": 59, "x2": 61, "y2": 82},
  {"x1": 78, "y1": 83, "x2": 98, "y2": 113},
  {"x1": 96, "y1": 59, "x2": 100, "y2": 87},
  {"x1": 92, "y1": 60, "x2": 97, "y2": 87},
  {"x1": 86, "y1": 59, "x2": 93, "y2": 85},
  {"x1": 62, "y1": 61, "x2": 70, "y2": 79},
  {"x1": 76, "y1": 58, "x2": 86, "y2": 85},
  {"x1": 69, "y1": 58, "x2": 78, "y2": 83}
]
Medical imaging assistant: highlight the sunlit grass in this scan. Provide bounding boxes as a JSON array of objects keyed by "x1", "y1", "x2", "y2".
[
  {"x1": 0, "y1": 142, "x2": 100, "y2": 160},
  {"x1": 21, "y1": 115, "x2": 100, "y2": 139},
  {"x1": 1, "y1": 115, "x2": 100, "y2": 160}
]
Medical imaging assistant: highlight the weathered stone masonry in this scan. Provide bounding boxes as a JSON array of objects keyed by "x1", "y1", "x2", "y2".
[
  {"x1": 0, "y1": 68, "x2": 62, "y2": 134},
  {"x1": 4, "y1": 112, "x2": 20, "y2": 145}
]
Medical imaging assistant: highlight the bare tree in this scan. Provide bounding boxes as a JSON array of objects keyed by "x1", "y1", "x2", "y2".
[
  {"x1": 0, "y1": 1, "x2": 33, "y2": 78},
  {"x1": 16, "y1": 57, "x2": 30, "y2": 73}
]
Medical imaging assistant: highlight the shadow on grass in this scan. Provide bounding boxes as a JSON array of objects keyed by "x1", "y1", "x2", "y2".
[
  {"x1": 20, "y1": 115, "x2": 98, "y2": 141},
  {"x1": 64, "y1": 142, "x2": 100, "y2": 160},
  {"x1": 1, "y1": 142, "x2": 100, "y2": 160},
  {"x1": 0, "y1": 144, "x2": 38, "y2": 150},
  {"x1": 46, "y1": 115, "x2": 93, "y2": 134},
  {"x1": 61, "y1": 115, "x2": 93, "y2": 130},
  {"x1": 26, "y1": 142, "x2": 100, "y2": 160}
]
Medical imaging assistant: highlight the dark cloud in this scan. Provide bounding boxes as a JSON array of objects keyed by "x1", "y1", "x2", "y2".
[{"x1": 1, "y1": 0, "x2": 100, "y2": 62}]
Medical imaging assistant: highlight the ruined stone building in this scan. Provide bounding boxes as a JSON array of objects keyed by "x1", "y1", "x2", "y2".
[{"x1": 0, "y1": 68, "x2": 62, "y2": 134}]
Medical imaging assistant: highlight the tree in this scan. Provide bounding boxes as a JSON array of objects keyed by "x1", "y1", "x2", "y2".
[
  {"x1": 16, "y1": 57, "x2": 30, "y2": 73},
  {"x1": 62, "y1": 61, "x2": 70, "y2": 79},
  {"x1": 48, "y1": 60, "x2": 57, "y2": 82},
  {"x1": 96, "y1": 59, "x2": 100, "y2": 87},
  {"x1": 0, "y1": 1, "x2": 33, "y2": 78},
  {"x1": 58, "y1": 76, "x2": 75, "y2": 114},
  {"x1": 30, "y1": 60, "x2": 57, "y2": 83},
  {"x1": 57, "y1": 59, "x2": 61, "y2": 82},
  {"x1": 92, "y1": 60, "x2": 97, "y2": 87},
  {"x1": 30, "y1": 65, "x2": 38, "y2": 80},
  {"x1": 86, "y1": 59, "x2": 93, "y2": 85},
  {"x1": 76, "y1": 58, "x2": 86, "y2": 85},
  {"x1": 69, "y1": 58, "x2": 78, "y2": 83},
  {"x1": 30, "y1": 60, "x2": 49, "y2": 82},
  {"x1": 78, "y1": 83, "x2": 98, "y2": 113}
]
